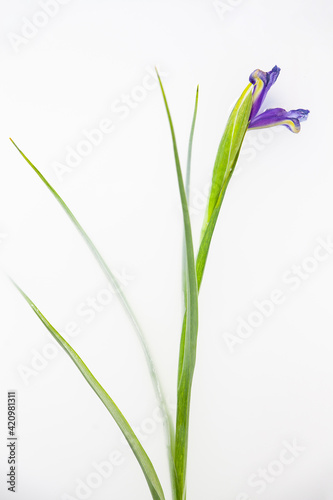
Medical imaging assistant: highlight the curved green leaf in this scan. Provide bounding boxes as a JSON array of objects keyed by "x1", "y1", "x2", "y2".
[
  {"x1": 182, "y1": 86, "x2": 199, "y2": 299},
  {"x1": 156, "y1": 71, "x2": 199, "y2": 500},
  {"x1": 201, "y1": 83, "x2": 252, "y2": 236},
  {"x1": 12, "y1": 280, "x2": 165, "y2": 500}
]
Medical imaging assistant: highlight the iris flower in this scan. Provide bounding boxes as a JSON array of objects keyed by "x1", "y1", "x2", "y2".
[{"x1": 248, "y1": 65, "x2": 309, "y2": 133}]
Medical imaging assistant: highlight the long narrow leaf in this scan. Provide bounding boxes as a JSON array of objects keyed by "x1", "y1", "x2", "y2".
[
  {"x1": 201, "y1": 83, "x2": 253, "y2": 236},
  {"x1": 12, "y1": 280, "x2": 165, "y2": 500},
  {"x1": 9, "y1": 140, "x2": 157, "y2": 390},
  {"x1": 197, "y1": 84, "x2": 252, "y2": 281},
  {"x1": 9, "y1": 138, "x2": 176, "y2": 496},
  {"x1": 156, "y1": 71, "x2": 199, "y2": 500},
  {"x1": 185, "y1": 86, "x2": 199, "y2": 201},
  {"x1": 182, "y1": 86, "x2": 199, "y2": 297}
]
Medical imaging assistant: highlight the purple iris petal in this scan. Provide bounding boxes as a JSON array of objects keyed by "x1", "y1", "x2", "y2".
[
  {"x1": 249, "y1": 65, "x2": 281, "y2": 121},
  {"x1": 248, "y1": 108, "x2": 310, "y2": 133}
]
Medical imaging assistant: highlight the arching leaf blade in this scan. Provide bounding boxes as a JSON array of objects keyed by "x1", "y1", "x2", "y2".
[{"x1": 12, "y1": 281, "x2": 165, "y2": 500}]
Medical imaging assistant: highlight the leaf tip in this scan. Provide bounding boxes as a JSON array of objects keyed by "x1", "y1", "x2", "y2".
[
  {"x1": 8, "y1": 275, "x2": 21, "y2": 294},
  {"x1": 9, "y1": 137, "x2": 19, "y2": 151}
]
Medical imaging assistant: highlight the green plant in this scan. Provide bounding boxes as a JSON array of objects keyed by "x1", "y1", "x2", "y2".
[{"x1": 10, "y1": 66, "x2": 308, "y2": 500}]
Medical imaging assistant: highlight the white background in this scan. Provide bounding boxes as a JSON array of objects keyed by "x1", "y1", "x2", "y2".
[{"x1": 1, "y1": 0, "x2": 333, "y2": 499}]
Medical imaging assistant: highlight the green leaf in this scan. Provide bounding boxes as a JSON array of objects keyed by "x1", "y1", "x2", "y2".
[
  {"x1": 196, "y1": 150, "x2": 239, "y2": 289},
  {"x1": 185, "y1": 86, "x2": 199, "y2": 201},
  {"x1": 201, "y1": 83, "x2": 253, "y2": 236},
  {"x1": 198, "y1": 83, "x2": 252, "y2": 281},
  {"x1": 156, "y1": 70, "x2": 199, "y2": 500},
  {"x1": 9, "y1": 138, "x2": 176, "y2": 496},
  {"x1": 12, "y1": 280, "x2": 165, "y2": 500},
  {"x1": 182, "y1": 86, "x2": 199, "y2": 297}
]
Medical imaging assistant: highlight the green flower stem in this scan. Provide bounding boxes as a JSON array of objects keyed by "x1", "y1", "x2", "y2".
[
  {"x1": 177, "y1": 84, "x2": 252, "y2": 388},
  {"x1": 174, "y1": 83, "x2": 252, "y2": 500}
]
